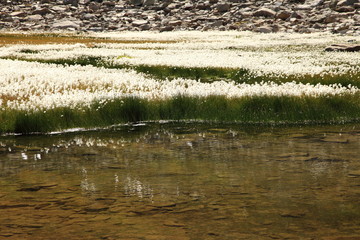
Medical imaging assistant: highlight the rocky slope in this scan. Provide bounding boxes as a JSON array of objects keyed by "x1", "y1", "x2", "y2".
[{"x1": 0, "y1": 0, "x2": 359, "y2": 33}]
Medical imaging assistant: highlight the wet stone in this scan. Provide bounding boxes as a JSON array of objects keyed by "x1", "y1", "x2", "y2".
[
  {"x1": 163, "y1": 220, "x2": 185, "y2": 227},
  {"x1": 84, "y1": 203, "x2": 109, "y2": 212},
  {"x1": 280, "y1": 211, "x2": 306, "y2": 218},
  {"x1": 0, "y1": 202, "x2": 32, "y2": 209},
  {"x1": 348, "y1": 170, "x2": 360, "y2": 177}
]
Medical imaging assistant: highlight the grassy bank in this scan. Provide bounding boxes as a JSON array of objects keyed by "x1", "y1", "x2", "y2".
[{"x1": 1, "y1": 94, "x2": 360, "y2": 134}]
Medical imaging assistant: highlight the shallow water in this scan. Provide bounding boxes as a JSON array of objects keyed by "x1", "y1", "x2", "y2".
[{"x1": 0, "y1": 123, "x2": 360, "y2": 240}]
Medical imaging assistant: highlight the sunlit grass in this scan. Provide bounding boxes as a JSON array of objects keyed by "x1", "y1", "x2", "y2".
[{"x1": 1, "y1": 94, "x2": 359, "y2": 134}]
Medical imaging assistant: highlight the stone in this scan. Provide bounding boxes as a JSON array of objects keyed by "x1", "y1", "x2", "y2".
[
  {"x1": 143, "y1": 0, "x2": 155, "y2": 6},
  {"x1": 253, "y1": 8, "x2": 276, "y2": 18},
  {"x1": 335, "y1": 6, "x2": 355, "y2": 11},
  {"x1": 132, "y1": 19, "x2": 148, "y2": 26},
  {"x1": 130, "y1": 0, "x2": 142, "y2": 6},
  {"x1": 88, "y1": 2, "x2": 100, "y2": 11},
  {"x1": 337, "y1": 0, "x2": 359, "y2": 6},
  {"x1": 102, "y1": 1, "x2": 116, "y2": 7},
  {"x1": 52, "y1": 20, "x2": 80, "y2": 29},
  {"x1": 32, "y1": 8, "x2": 52, "y2": 15},
  {"x1": 26, "y1": 14, "x2": 43, "y2": 21},
  {"x1": 323, "y1": 14, "x2": 338, "y2": 23},
  {"x1": 9, "y1": 11, "x2": 27, "y2": 17},
  {"x1": 256, "y1": 26, "x2": 273, "y2": 33},
  {"x1": 216, "y1": 2, "x2": 231, "y2": 12},
  {"x1": 63, "y1": 0, "x2": 78, "y2": 5},
  {"x1": 168, "y1": 20, "x2": 182, "y2": 26},
  {"x1": 159, "y1": 25, "x2": 174, "y2": 32},
  {"x1": 325, "y1": 44, "x2": 360, "y2": 52},
  {"x1": 276, "y1": 10, "x2": 291, "y2": 20}
]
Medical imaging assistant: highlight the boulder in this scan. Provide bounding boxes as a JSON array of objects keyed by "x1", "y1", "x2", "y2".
[
  {"x1": 52, "y1": 20, "x2": 80, "y2": 29},
  {"x1": 129, "y1": 0, "x2": 142, "y2": 6},
  {"x1": 132, "y1": 19, "x2": 149, "y2": 26},
  {"x1": 337, "y1": 0, "x2": 359, "y2": 6},
  {"x1": 253, "y1": 8, "x2": 276, "y2": 18},
  {"x1": 276, "y1": 10, "x2": 291, "y2": 20},
  {"x1": 143, "y1": 0, "x2": 155, "y2": 6},
  {"x1": 216, "y1": 3, "x2": 231, "y2": 12}
]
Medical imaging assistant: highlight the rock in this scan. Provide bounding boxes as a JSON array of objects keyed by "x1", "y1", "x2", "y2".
[
  {"x1": 26, "y1": 14, "x2": 43, "y2": 21},
  {"x1": 253, "y1": 8, "x2": 276, "y2": 18},
  {"x1": 63, "y1": 0, "x2": 78, "y2": 5},
  {"x1": 276, "y1": 10, "x2": 291, "y2": 20},
  {"x1": 130, "y1": 0, "x2": 142, "y2": 6},
  {"x1": 9, "y1": 11, "x2": 27, "y2": 17},
  {"x1": 102, "y1": 1, "x2": 115, "y2": 7},
  {"x1": 325, "y1": 44, "x2": 360, "y2": 52},
  {"x1": 256, "y1": 26, "x2": 273, "y2": 33},
  {"x1": 88, "y1": 2, "x2": 100, "y2": 11},
  {"x1": 337, "y1": 0, "x2": 359, "y2": 6},
  {"x1": 335, "y1": 6, "x2": 355, "y2": 11},
  {"x1": 51, "y1": 6, "x2": 67, "y2": 11},
  {"x1": 32, "y1": 8, "x2": 52, "y2": 15},
  {"x1": 132, "y1": 19, "x2": 148, "y2": 26},
  {"x1": 143, "y1": 0, "x2": 155, "y2": 6},
  {"x1": 168, "y1": 20, "x2": 182, "y2": 26},
  {"x1": 84, "y1": 203, "x2": 109, "y2": 212},
  {"x1": 159, "y1": 25, "x2": 174, "y2": 32},
  {"x1": 216, "y1": 2, "x2": 231, "y2": 12},
  {"x1": 323, "y1": 14, "x2": 338, "y2": 23},
  {"x1": 348, "y1": 170, "x2": 360, "y2": 177},
  {"x1": 52, "y1": 20, "x2": 80, "y2": 29}
]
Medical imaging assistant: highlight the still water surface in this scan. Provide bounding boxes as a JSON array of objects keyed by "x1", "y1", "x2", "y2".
[{"x1": 0, "y1": 123, "x2": 360, "y2": 240}]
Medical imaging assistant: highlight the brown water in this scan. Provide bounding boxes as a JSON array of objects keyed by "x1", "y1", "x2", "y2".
[{"x1": 0, "y1": 123, "x2": 360, "y2": 240}]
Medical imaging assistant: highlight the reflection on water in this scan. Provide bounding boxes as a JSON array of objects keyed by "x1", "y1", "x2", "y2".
[{"x1": 0, "y1": 123, "x2": 360, "y2": 239}]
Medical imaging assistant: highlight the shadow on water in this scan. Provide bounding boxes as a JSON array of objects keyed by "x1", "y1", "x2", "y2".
[{"x1": 0, "y1": 122, "x2": 360, "y2": 239}]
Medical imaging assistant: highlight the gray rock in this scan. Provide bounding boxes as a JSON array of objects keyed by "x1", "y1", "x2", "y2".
[
  {"x1": 32, "y1": 8, "x2": 52, "y2": 15},
  {"x1": 216, "y1": 2, "x2": 231, "y2": 12},
  {"x1": 26, "y1": 14, "x2": 44, "y2": 21},
  {"x1": 253, "y1": 8, "x2": 276, "y2": 18},
  {"x1": 88, "y1": 2, "x2": 100, "y2": 11},
  {"x1": 256, "y1": 26, "x2": 273, "y2": 33},
  {"x1": 132, "y1": 19, "x2": 149, "y2": 26},
  {"x1": 168, "y1": 20, "x2": 182, "y2": 26},
  {"x1": 52, "y1": 20, "x2": 80, "y2": 29},
  {"x1": 143, "y1": 0, "x2": 155, "y2": 6},
  {"x1": 130, "y1": 0, "x2": 142, "y2": 6},
  {"x1": 337, "y1": 0, "x2": 359, "y2": 6},
  {"x1": 63, "y1": 0, "x2": 78, "y2": 5},
  {"x1": 9, "y1": 11, "x2": 27, "y2": 17},
  {"x1": 335, "y1": 5, "x2": 355, "y2": 11}
]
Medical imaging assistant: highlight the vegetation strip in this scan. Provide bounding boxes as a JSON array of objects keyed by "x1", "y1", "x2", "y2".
[
  {"x1": 2, "y1": 95, "x2": 360, "y2": 134},
  {"x1": 3, "y1": 56, "x2": 360, "y2": 87}
]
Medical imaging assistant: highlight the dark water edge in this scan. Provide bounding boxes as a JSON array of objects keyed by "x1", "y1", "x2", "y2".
[{"x1": 0, "y1": 122, "x2": 360, "y2": 240}]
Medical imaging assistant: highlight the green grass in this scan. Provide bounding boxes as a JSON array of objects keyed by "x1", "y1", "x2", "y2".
[
  {"x1": 3, "y1": 56, "x2": 360, "y2": 87},
  {"x1": 2, "y1": 94, "x2": 360, "y2": 134}
]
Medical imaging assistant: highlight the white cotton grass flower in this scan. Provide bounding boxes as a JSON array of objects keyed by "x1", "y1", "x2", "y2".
[
  {"x1": 2, "y1": 31, "x2": 359, "y2": 77},
  {"x1": 0, "y1": 59, "x2": 357, "y2": 112}
]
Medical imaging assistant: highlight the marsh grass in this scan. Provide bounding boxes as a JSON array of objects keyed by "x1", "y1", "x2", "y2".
[
  {"x1": 5, "y1": 56, "x2": 360, "y2": 87},
  {"x1": 0, "y1": 33, "x2": 179, "y2": 45},
  {"x1": 2, "y1": 94, "x2": 360, "y2": 134}
]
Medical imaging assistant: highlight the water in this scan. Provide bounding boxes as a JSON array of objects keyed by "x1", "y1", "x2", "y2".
[{"x1": 0, "y1": 123, "x2": 360, "y2": 240}]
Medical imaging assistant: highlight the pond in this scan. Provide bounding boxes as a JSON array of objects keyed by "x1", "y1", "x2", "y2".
[{"x1": 0, "y1": 122, "x2": 359, "y2": 240}]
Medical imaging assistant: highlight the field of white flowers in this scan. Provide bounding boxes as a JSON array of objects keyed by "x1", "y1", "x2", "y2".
[{"x1": 0, "y1": 31, "x2": 359, "y2": 132}]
